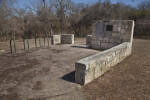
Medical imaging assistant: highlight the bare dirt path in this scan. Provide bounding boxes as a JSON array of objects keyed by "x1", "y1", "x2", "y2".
[
  {"x1": 0, "y1": 39, "x2": 99, "y2": 100},
  {"x1": 81, "y1": 39, "x2": 150, "y2": 100}
]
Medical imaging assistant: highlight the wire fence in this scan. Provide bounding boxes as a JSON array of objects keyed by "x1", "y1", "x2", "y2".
[{"x1": 9, "y1": 36, "x2": 51, "y2": 53}]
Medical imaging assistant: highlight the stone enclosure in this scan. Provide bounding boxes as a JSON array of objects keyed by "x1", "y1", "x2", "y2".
[{"x1": 75, "y1": 20, "x2": 134, "y2": 85}]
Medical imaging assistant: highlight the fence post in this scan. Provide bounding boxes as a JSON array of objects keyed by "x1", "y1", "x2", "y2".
[
  {"x1": 23, "y1": 39, "x2": 25, "y2": 50},
  {"x1": 39, "y1": 37, "x2": 41, "y2": 48},
  {"x1": 27, "y1": 39, "x2": 29, "y2": 50},
  {"x1": 10, "y1": 39, "x2": 12, "y2": 53},
  {"x1": 10, "y1": 39, "x2": 16, "y2": 53},
  {"x1": 44, "y1": 37, "x2": 45, "y2": 47},
  {"x1": 47, "y1": 37, "x2": 49, "y2": 47},
  {"x1": 35, "y1": 37, "x2": 37, "y2": 48},
  {"x1": 14, "y1": 39, "x2": 16, "y2": 53}
]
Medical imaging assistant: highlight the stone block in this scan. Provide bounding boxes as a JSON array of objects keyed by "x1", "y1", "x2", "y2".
[
  {"x1": 128, "y1": 21, "x2": 133, "y2": 29},
  {"x1": 51, "y1": 35, "x2": 61, "y2": 45},
  {"x1": 109, "y1": 38, "x2": 115, "y2": 43},
  {"x1": 104, "y1": 31, "x2": 111, "y2": 37},
  {"x1": 125, "y1": 30, "x2": 131, "y2": 34},
  {"x1": 113, "y1": 25, "x2": 118, "y2": 31},
  {"x1": 121, "y1": 29, "x2": 125, "y2": 34},
  {"x1": 102, "y1": 37, "x2": 109, "y2": 42},
  {"x1": 61, "y1": 34, "x2": 74, "y2": 44},
  {"x1": 112, "y1": 33, "x2": 120, "y2": 37},
  {"x1": 86, "y1": 35, "x2": 92, "y2": 45},
  {"x1": 118, "y1": 27, "x2": 121, "y2": 31},
  {"x1": 121, "y1": 24, "x2": 125, "y2": 29},
  {"x1": 75, "y1": 63, "x2": 86, "y2": 85},
  {"x1": 122, "y1": 34, "x2": 131, "y2": 42},
  {"x1": 118, "y1": 21, "x2": 122, "y2": 27},
  {"x1": 125, "y1": 25, "x2": 128, "y2": 29}
]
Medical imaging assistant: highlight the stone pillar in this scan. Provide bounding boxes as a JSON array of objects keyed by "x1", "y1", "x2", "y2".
[
  {"x1": 61, "y1": 34, "x2": 74, "y2": 44},
  {"x1": 51, "y1": 35, "x2": 61, "y2": 45},
  {"x1": 86, "y1": 35, "x2": 92, "y2": 46}
]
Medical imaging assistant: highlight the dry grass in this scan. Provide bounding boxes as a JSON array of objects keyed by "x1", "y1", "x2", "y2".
[{"x1": 81, "y1": 39, "x2": 150, "y2": 100}]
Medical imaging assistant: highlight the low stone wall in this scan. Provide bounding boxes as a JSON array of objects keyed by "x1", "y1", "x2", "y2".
[
  {"x1": 51, "y1": 35, "x2": 61, "y2": 45},
  {"x1": 86, "y1": 35, "x2": 92, "y2": 45},
  {"x1": 61, "y1": 34, "x2": 74, "y2": 44},
  {"x1": 75, "y1": 42, "x2": 132, "y2": 85},
  {"x1": 51, "y1": 34, "x2": 74, "y2": 44}
]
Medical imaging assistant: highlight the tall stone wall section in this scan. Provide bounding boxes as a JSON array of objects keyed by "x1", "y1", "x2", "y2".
[
  {"x1": 91, "y1": 20, "x2": 133, "y2": 50},
  {"x1": 75, "y1": 20, "x2": 134, "y2": 85}
]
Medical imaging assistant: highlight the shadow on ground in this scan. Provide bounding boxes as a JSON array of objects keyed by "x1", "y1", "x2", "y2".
[
  {"x1": 71, "y1": 45, "x2": 90, "y2": 49},
  {"x1": 61, "y1": 71, "x2": 75, "y2": 83}
]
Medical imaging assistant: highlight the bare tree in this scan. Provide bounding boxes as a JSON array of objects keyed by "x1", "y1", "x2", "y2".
[
  {"x1": 50, "y1": 0, "x2": 72, "y2": 34},
  {"x1": 42, "y1": 0, "x2": 46, "y2": 8}
]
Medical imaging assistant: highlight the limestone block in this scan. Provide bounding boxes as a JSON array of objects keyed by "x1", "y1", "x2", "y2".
[
  {"x1": 113, "y1": 25, "x2": 118, "y2": 31},
  {"x1": 113, "y1": 37, "x2": 120, "y2": 44},
  {"x1": 123, "y1": 20, "x2": 128, "y2": 24},
  {"x1": 118, "y1": 21, "x2": 122, "y2": 27},
  {"x1": 51, "y1": 35, "x2": 61, "y2": 45},
  {"x1": 125, "y1": 25, "x2": 128, "y2": 29},
  {"x1": 102, "y1": 37, "x2": 109, "y2": 42},
  {"x1": 109, "y1": 38, "x2": 115, "y2": 43},
  {"x1": 91, "y1": 44, "x2": 101, "y2": 50},
  {"x1": 61, "y1": 34, "x2": 74, "y2": 44},
  {"x1": 128, "y1": 21, "x2": 133, "y2": 29},
  {"x1": 75, "y1": 63, "x2": 86, "y2": 85},
  {"x1": 118, "y1": 27, "x2": 121, "y2": 32},
  {"x1": 125, "y1": 30, "x2": 131, "y2": 35},
  {"x1": 91, "y1": 40, "x2": 97, "y2": 45},
  {"x1": 86, "y1": 35, "x2": 92, "y2": 45},
  {"x1": 122, "y1": 34, "x2": 131, "y2": 42},
  {"x1": 104, "y1": 31, "x2": 111, "y2": 37},
  {"x1": 121, "y1": 24, "x2": 125, "y2": 29},
  {"x1": 121, "y1": 29, "x2": 125, "y2": 34},
  {"x1": 94, "y1": 62, "x2": 103, "y2": 77},
  {"x1": 112, "y1": 33, "x2": 120, "y2": 37}
]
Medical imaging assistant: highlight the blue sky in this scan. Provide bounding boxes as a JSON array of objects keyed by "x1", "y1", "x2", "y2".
[{"x1": 15, "y1": 0, "x2": 148, "y2": 9}]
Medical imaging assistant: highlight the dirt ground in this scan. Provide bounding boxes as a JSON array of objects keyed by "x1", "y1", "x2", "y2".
[
  {"x1": 81, "y1": 39, "x2": 150, "y2": 100},
  {"x1": 0, "y1": 38, "x2": 99, "y2": 100},
  {"x1": 0, "y1": 38, "x2": 150, "y2": 100}
]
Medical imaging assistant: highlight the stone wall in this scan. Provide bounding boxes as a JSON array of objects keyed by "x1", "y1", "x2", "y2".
[
  {"x1": 51, "y1": 35, "x2": 61, "y2": 45},
  {"x1": 86, "y1": 35, "x2": 92, "y2": 45},
  {"x1": 61, "y1": 34, "x2": 74, "y2": 44},
  {"x1": 75, "y1": 20, "x2": 134, "y2": 85},
  {"x1": 91, "y1": 20, "x2": 134, "y2": 50},
  {"x1": 51, "y1": 34, "x2": 74, "y2": 44},
  {"x1": 75, "y1": 42, "x2": 131, "y2": 85}
]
